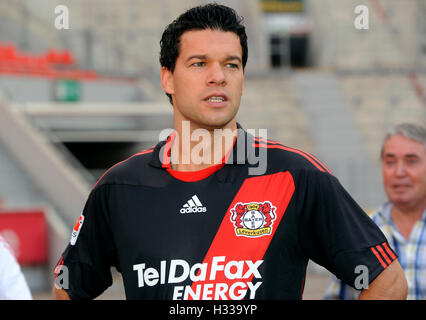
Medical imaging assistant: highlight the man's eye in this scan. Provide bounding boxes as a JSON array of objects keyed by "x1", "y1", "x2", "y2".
[
  {"x1": 226, "y1": 63, "x2": 239, "y2": 69},
  {"x1": 406, "y1": 159, "x2": 418, "y2": 165},
  {"x1": 191, "y1": 62, "x2": 205, "y2": 67}
]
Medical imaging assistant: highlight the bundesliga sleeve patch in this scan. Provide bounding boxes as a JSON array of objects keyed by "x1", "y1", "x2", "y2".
[{"x1": 70, "y1": 213, "x2": 84, "y2": 245}]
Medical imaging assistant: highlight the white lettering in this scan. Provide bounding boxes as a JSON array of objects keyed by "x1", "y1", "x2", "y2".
[
  {"x1": 191, "y1": 129, "x2": 211, "y2": 165},
  {"x1": 190, "y1": 263, "x2": 208, "y2": 282},
  {"x1": 169, "y1": 260, "x2": 190, "y2": 284},
  {"x1": 202, "y1": 283, "x2": 214, "y2": 300},
  {"x1": 133, "y1": 263, "x2": 146, "y2": 287},
  {"x1": 354, "y1": 265, "x2": 369, "y2": 289},
  {"x1": 158, "y1": 123, "x2": 268, "y2": 177},
  {"x1": 243, "y1": 260, "x2": 263, "y2": 279},
  {"x1": 54, "y1": 265, "x2": 69, "y2": 290},
  {"x1": 54, "y1": 5, "x2": 69, "y2": 30},
  {"x1": 209, "y1": 256, "x2": 226, "y2": 280},
  {"x1": 247, "y1": 281, "x2": 262, "y2": 299},
  {"x1": 214, "y1": 283, "x2": 229, "y2": 300},
  {"x1": 184, "y1": 284, "x2": 201, "y2": 300},
  {"x1": 172, "y1": 286, "x2": 184, "y2": 300},
  {"x1": 354, "y1": 5, "x2": 369, "y2": 30},
  {"x1": 229, "y1": 282, "x2": 247, "y2": 300},
  {"x1": 213, "y1": 128, "x2": 236, "y2": 164},
  {"x1": 181, "y1": 120, "x2": 191, "y2": 164},
  {"x1": 144, "y1": 267, "x2": 159, "y2": 286},
  {"x1": 133, "y1": 258, "x2": 264, "y2": 300},
  {"x1": 224, "y1": 260, "x2": 244, "y2": 279},
  {"x1": 160, "y1": 260, "x2": 166, "y2": 284}
]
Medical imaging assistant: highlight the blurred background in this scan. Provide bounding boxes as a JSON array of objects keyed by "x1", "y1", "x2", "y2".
[{"x1": 0, "y1": 0, "x2": 424, "y2": 300}]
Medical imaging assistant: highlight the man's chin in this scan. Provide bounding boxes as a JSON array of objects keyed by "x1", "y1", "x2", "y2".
[
  {"x1": 389, "y1": 195, "x2": 413, "y2": 207},
  {"x1": 193, "y1": 115, "x2": 237, "y2": 130}
]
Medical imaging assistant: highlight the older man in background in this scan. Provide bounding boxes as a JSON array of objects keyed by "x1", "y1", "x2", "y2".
[{"x1": 324, "y1": 123, "x2": 426, "y2": 300}]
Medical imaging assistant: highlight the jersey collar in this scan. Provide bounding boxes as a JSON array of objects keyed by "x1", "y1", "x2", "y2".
[{"x1": 148, "y1": 122, "x2": 254, "y2": 169}]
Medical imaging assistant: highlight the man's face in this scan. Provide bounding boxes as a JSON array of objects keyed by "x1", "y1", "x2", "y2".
[
  {"x1": 161, "y1": 29, "x2": 244, "y2": 129},
  {"x1": 381, "y1": 134, "x2": 426, "y2": 210}
]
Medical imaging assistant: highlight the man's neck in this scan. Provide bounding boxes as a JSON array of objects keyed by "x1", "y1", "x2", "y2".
[
  {"x1": 391, "y1": 202, "x2": 426, "y2": 240},
  {"x1": 170, "y1": 120, "x2": 238, "y2": 172}
]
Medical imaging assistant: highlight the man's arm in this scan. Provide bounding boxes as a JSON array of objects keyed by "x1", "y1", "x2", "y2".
[
  {"x1": 359, "y1": 260, "x2": 407, "y2": 300},
  {"x1": 52, "y1": 286, "x2": 71, "y2": 300}
]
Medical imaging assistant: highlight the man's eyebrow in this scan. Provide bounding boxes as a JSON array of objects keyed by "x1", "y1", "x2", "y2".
[
  {"x1": 186, "y1": 54, "x2": 242, "y2": 63},
  {"x1": 382, "y1": 153, "x2": 420, "y2": 158},
  {"x1": 225, "y1": 55, "x2": 242, "y2": 63},
  {"x1": 405, "y1": 154, "x2": 420, "y2": 158},
  {"x1": 186, "y1": 54, "x2": 207, "y2": 62}
]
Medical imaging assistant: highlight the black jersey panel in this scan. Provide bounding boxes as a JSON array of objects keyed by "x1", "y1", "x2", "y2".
[
  {"x1": 60, "y1": 186, "x2": 117, "y2": 299},
  {"x1": 107, "y1": 175, "x2": 246, "y2": 299},
  {"x1": 258, "y1": 193, "x2": 308, "y2": 299},
  {"x1": 296, "y1": 170, "x2": 393, "y2": 288}
]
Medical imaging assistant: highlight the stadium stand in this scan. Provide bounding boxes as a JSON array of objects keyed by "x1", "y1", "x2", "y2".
[
  {"x1": 341, "y1": 74, "x2": 426, "y2": 164},
  {"x1": 0, "y1": 0, "x2": 424, "y2": 299},
  {"x1": 239, "y1": 73, "x2": 315, "y2": 154},
  {"x1": 293, "y1": 71, "x2": 387, "y2": 210},
  {"x1": 310, "y1": 0, "x2": 424, "y2": 71},
  {"x1": 307, "y1": 0, "x2": 425, "y2": 205},
  {"x1": 6, "y1": 0, "x2": 267, "y2": 77}
]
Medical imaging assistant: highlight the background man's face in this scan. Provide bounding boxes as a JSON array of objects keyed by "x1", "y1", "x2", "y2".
[
  {"x1": 162, "y1": 29, "x2": 244, "y2": 129},
  {"x1": 381, "y1": 134, "x2": 426, "y2": 210}
]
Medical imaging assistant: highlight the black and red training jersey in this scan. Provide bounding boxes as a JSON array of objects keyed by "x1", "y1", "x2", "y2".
[{"x1": 56, "y1": 124, "x2": 397, "y2": 300}]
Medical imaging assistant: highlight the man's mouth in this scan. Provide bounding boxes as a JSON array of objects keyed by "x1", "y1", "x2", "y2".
[
  {"x1": 207, "y1": 96, "x2": 226, "y2": 103},
  {"x1": 203, "y1": 92, "x2": 228, "y2": 104},
  {"x1": 391, "y1": 184, "x2": 411, "y2": 191}
]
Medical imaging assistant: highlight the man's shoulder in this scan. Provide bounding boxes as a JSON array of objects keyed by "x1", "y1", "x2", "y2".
[
  {"x1": 368, "y1": 202, "x2": 392, "y2": 224},
  {"x1": 253, "y1": 137, "x2": 332, "y2": 175},
  {"x1": 93, "y1": 146, "x2": 157, "y2": 188}
]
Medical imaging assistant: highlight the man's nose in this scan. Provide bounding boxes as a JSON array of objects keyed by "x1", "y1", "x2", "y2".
[
  {"x1": 395, "y1": 162, "x2": 407, "y2": 177},
  {"x1": 207, "y1": 63, "x2": 226, "y2": 86}
]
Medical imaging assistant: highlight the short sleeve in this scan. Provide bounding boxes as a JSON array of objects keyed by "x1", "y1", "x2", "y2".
[
  {"x1": 323, "y1": 275, "x2": 360, "y2": 300},
  {"x1": 298, "y1": 171, "x2": 398, "y2": 289},
  {"x1": 55, "y1": 185, "x2": 117, "y2": 300}
]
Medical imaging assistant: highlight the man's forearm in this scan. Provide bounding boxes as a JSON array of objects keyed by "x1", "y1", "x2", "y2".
[
  {"x1": 358, "y1": 260, "x2": 407, "y2": 300},
  {"x1": 52, "y1": 286, "x2": 71, "y2": 300}
]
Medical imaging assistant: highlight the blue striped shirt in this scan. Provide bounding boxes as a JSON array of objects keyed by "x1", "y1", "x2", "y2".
[{"x1": 323, "y1": 202, "x2": 426, "y2": 300}]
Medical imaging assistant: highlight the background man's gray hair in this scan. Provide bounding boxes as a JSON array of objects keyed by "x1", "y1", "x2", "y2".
[{"x1": 381, "y1": 123, "x2": 426, "y2": 157}]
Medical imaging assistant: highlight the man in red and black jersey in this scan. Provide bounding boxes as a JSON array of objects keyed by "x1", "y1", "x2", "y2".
[{"x1": 53, "y1": 3, "x2": 407, "y2": 300}]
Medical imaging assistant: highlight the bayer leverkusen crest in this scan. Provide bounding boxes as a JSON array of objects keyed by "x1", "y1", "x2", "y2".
[{"x1": 230, "y1": 201, "x2": 277, "y2": 238}]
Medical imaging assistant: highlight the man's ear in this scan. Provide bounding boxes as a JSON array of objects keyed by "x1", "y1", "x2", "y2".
[{"x1": 161, "y1": 67, "x2": 174, "y2": 95}]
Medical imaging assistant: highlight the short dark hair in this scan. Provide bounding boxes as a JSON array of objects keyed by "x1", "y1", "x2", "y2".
[{"x1": 159, "y1": 3, "x2": 248, "y2": 103}]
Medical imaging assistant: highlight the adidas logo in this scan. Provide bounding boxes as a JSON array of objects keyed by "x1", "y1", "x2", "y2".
[{"x1": 180, "y1": 195, "x2": 207, "y2": 214}]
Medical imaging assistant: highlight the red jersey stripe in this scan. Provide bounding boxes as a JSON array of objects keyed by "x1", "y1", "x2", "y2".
[
  {"x1": 54, "y1": 256, "x2": 64, "y2": 279},
  {"x1": 166, "y1": 163, "x2": 225, "y2": 182},
  {"x1": 188, "y1": 171, "x2": 295, "y2": 300},
  {"x1": 254, "y1": 137, "x2": 332, "y2": 175},
  {"x1": 382, "y1": 242, "x2": 397, "y2": 261},
  {"x1": 94, "y1": 147, "x2": 154, "y2": 188},
  {"x1": 376, "y1": 244, "x2": 392, "y2": 265},
  {"x1": 301, "y1": 273, "x2": 306, "y2": 299},
  {"x1": 371, "y1": 247, "x2": 387, "y2": 268},
  {"x1": 253, "y1": 143, "x2": 326, "y2": 173}
]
